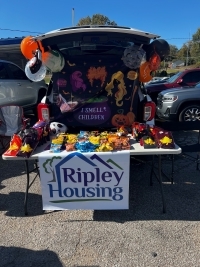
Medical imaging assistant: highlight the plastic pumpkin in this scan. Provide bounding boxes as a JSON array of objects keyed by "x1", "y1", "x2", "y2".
[
  {"x1": 149, "y1": 52, "x2": 161, "y2": 71},
  {"x1": 42, "y1": 50, "x2": 65, "y2": 72},
  {"x1": 20, "y1": 36, "x2": 43, "y2": 59},
  {"x1": 139, "y1": 62, "x2": 152, "y2": 83}
]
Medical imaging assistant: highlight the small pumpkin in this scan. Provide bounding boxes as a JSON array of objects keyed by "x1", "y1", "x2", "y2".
[{"x1": 111, "y1": 113, "x2": 129, "y2": 127}]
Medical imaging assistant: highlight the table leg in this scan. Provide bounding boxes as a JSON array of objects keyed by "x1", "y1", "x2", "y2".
[
  {"x1": 150, "y1": 155, "x2": 154, "y2": 186},
  {"x1": 24, "y1": 160, "x2": 30, "y2": 215},
  {"x1": 158, "y1": 155, "x2": 166, "y2": 213}
]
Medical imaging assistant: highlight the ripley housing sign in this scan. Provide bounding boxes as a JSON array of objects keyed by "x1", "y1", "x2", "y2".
[{"x1": 39, "y1": 150, "x2": 130, "y2": 210}]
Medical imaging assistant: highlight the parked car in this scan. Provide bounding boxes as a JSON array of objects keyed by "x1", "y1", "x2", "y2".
[
  {"x1": 0, "y1": 59, "x2": 48, "y2": 112},
  {"x1": 34, "y1": 25, "x2": 159, "y2": 128},
  {"x1": 145, "y1": 76, "x2": 169, "y2": 86},
  {"x1": 156, "y1": 81, "x2": 200, "y2": 122},
  {"x1": 145, "y1": 68, "x2": 200, "y2": 104}
]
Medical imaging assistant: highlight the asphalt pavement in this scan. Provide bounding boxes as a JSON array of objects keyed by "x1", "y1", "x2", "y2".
[{"x1": 1, "y1": 118, "x2": 200, "y2": 267}]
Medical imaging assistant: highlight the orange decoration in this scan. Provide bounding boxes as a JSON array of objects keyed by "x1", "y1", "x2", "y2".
[
  {"x1": 149, "y1": 52, "x2": 161, "y2": 71},
  {"x1": 111, "y1": 114, "x2": 130, "y2": 127},
  {"x1": 139, "y1": 62, "x2": 152, "y2": 83},
  {"x1": 20, "y1": 36, "x2": 44, "y2": 59}
]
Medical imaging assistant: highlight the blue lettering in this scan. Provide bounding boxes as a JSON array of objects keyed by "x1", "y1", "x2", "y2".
[
  {"x1": 74, "y1": 187, "x2": 86, "y2": 197},
  {"x1": 48, "y1": 184, "x2": 63, "y2": 198},
  {"x1": 62, "y1": 168, "x2": 76, "y2": 183},
  {"x1": 112, "y1": 187, "x2": 123, "y2": 200},
  {"x1": 101, "y1": 187, "x2": 112, "y2": 197},
  {"x1": 82, "y1": 171, "x2": 95, "y2": 186},
  {"x1": 63, "y1": 188, "x2": 74, "y2": 197},
  {"x1": 112, "y1": 172, "x2": 124, "y2": 186},
  {"x1": 86, "y1": 187, "x2": 96, "y2": 197},
  {"x1": 102, "y1": 172, "x2": 112, "y2": 182}
]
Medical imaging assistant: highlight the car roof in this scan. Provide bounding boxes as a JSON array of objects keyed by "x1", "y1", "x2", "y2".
[{"x1": 36, "y1": 25, "x2": 160, "y2": 41}]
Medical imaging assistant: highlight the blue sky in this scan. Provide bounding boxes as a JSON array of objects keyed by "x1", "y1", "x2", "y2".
[{"x1": 0, "y1": 0, "x2": 200, "y2": 49}]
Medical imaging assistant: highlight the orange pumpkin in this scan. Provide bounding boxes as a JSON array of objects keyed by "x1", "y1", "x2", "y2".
[
  {"x1": 111, "y1": 113, "x2": 130, "y2": 127},
  {"x1": 20, "y1": 36, "x2": 44, "y2": 59}
]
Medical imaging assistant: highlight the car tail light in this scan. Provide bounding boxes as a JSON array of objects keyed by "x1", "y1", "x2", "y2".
[
  {"x1": 37, "y1": 103, "x2": 50, "y2": 122},
  {"x1": 143, "y1": 101, "x2": 156, "y2": 121}
]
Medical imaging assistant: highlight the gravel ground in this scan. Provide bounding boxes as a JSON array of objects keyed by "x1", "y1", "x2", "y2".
[{"x1": 0, "y1": 128, "x2": 200, "y2": 267}]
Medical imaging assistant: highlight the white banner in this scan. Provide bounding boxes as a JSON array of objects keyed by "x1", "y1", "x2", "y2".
[{"x1": 38, "y1": 150, "x2": 130, "y2": 210}]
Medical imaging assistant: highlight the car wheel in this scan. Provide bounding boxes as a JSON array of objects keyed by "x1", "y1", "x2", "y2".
[{"x1": 179, "y1": 105, "x2": 200, "y2": 122}]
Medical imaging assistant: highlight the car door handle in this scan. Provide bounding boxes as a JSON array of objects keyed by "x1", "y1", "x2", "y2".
[{"x1": 17, "y1": 83, "x2": 21, "y2": 86}]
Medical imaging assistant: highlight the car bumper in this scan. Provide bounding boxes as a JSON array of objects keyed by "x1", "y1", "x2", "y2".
[{"x1": 156, "y1": 107, "x2": 177, "y2": 121}]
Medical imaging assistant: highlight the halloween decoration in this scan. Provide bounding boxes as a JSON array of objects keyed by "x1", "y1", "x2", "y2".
[
  {"x1": 3, "y1": 134, "x2": 22, "y2": 156},
  {"x1": 42, "y1": 50, "x2": 65, "y2": 72},
  {"x1": 111, "y1": 113, "x2": 130, "y2": 127},
  {"x1": 139, "y1": 62, "x2": 152, "y2": 83},
  {"x1": 50, "y1": 122, "x2": 67, "y2": 135},
  {"x1": 16, "y1": 128, "x2": 39, "y2": 158},
  {"x1": 105, "y1": 71, "x2": 127, "y2": 106},
  {"x1": 70, "y1": 71, "x2": 86, "y2": 92},
  {"x1": 122, "y1": 45, "x2": 146, "y2": 69},
  {"x1": 20, "y1": 36, "x2": 43, "y2": 60},
  {"x1": 147, "y1": 39, "x2": 170, "y2": 61},
  {"x1": 127, "y1": 71, "x2": 138, "y2": 80},
  {"x1": 25, "y1": 49, "x2": 47, "y2": 82},
  {"x1": 149, "y1": 52, "x2": 161, "y2": 71},
  {"x1": 87, "y1": 67, "x2": 107, "y2": 87}
]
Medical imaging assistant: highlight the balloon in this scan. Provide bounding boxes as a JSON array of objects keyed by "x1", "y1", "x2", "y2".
[
  {"x1": 139, "y1": 62, "x2": 152, "y2": 83},
  {"x1": 147, "y1": 39, "x2": 170, "y2": 61},
  {"x1": 122, "y1": 45, "x2": 146, "y2": 69},
  {"x1": 20, "y1": 36, "x2": 44, "y2": 59},
  {"x1": 42, "y1": 50, "x2": 65, "y2": 72},
  {"x1": 149, "y1": 52, "x2": 161, "y2": 71},
  {"x1": 25, "y1": 50, "x2": 47, "y2": 82}
]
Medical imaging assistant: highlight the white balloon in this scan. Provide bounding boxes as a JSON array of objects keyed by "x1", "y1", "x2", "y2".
[{"x1": 25, "y1": 59, "x2": 47, "y2": 82}]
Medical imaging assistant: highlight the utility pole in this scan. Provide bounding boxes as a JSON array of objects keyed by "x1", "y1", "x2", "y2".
[{"x1": 72, "y1": 8, "x2": 75, "y2": 26}]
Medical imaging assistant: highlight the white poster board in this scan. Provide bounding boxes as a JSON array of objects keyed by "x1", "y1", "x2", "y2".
[{"x1": 38, "y1": 150, "x2": 130, "y2": 210}]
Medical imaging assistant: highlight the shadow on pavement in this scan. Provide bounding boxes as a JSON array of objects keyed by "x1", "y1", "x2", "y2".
[
  {"x1": 0, "y1": 246, "x2": 63, "y2": 267},
  {"x1": 0, "y1": 191, "x2": 44, "y2": 217},
  {"x1": 93, "y1": 157, "x2": 200, "y2": 222}
]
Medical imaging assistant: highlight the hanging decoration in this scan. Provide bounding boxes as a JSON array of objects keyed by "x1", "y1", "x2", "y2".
[
  {"x1": 25, "y1": 49, "x2": 47, "y2": 82},
  {"x1": 149, "y1": 52, "x2": 161, "y2": 71},
  {"x1": 144, "y1": 39, "x2": 170, "y2": 61},
  {"x1": 122, "y1": 45, "x2": 146, "y2": 69},
  {"x1": 139, "y1": 61, "x2": 152, "y2": 83},
  {"x1": 42, "y1": 50, "x2": 65, "y2": 72},
  {"x1": 20, "y1": 36, "x2": 44, "y2": 60}
]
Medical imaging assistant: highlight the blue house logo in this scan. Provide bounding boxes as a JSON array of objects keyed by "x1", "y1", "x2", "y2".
[{"x1": 42, "y1": 152, "x2": 124, "y2": 203}]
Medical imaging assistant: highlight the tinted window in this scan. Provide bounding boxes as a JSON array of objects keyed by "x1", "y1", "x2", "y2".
[
  {"x1": 182, "y1": 73, "x2": 192, "y2": 83},
  {"x1": 7, "y1": 63, "x2": 27, "y2": 80},
  {"x1": 182, "y1": 71, "x2": 200, "y2": 83},
  {"x1": 191, "y1": 71, "x2": 200, "y2": 83},
  {"x1": 0, "y1": 62, "x2": 9, "y2": 79}
]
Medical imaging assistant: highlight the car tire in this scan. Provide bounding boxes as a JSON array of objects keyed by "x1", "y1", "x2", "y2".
[{"x1": 179, "y1": 105, "x2": 200, "y2": 122}]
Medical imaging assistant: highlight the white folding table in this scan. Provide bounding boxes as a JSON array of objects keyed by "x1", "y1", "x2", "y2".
[{"x1": 2, "y1": 139, "x2": 182, "y2": 215}]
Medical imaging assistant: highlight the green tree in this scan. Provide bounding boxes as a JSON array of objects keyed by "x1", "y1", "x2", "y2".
[
  {"x1": 190, "y1": 28, "x2": 200, "y2": 63},
  {"x1": 43, "y1": 156, "x2": 62, "y2": 182},
  {"x1": 77, "y1": 14, "x2": 117, "y2": 26}
]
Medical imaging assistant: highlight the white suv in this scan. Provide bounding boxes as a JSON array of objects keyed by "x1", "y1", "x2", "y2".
[{"x1": 0, "y1": 60, "x2": 48, "y2": 111}]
